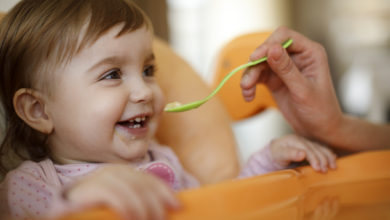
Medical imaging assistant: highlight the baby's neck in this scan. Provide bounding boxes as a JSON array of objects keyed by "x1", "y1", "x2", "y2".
[{"x1": 50, "y1": 150, "x2": 153, "y2": 165}]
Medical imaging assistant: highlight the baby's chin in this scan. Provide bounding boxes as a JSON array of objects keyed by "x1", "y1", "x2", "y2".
[{"x1": 113, "y1": 130, "x2": 151, "y2": 161}]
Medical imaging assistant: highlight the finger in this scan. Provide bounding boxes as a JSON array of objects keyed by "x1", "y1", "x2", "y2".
[
  {"x1": 316, "y1": 145, "x2": 337, "y2": 170},
  {"x1": 250, "y1": 27, "x2": 317, "y2": 68},
  {"x1": 278, "y1": 147, "x2": 306, "y2": 163},
  {"x1": 152, "y1": 180, "x2": 181, "y2": 210},
  {"x1": 263, "y1": 26, "x2": 314, "y2": 56},
  {"x1": 299, "y1": 144, "x2": 322, "y2": 172},
  {"x1": 139, "y1": 177, "x2": 180, "y2": 220},
  {"x1": 264, "y1": 72, "x2": 283, "y2": 92},
  {"x1": 308, "y1": 143, "x2": 330, "y2": 173},
  {"x1": 241, "y1": 86, "x2": 256, "y2": 102},
  {"x1": 107, "y1": 194, "x2": 145, "y2": 220},
  {"x1": 142, "y1": 190, "x2": 166, "y2": 220},
  {"x1": 112, "y1": 180, "x2": 149, "y2": 220},
  {"x1": 80, "y1": 185, "x2": 147, "y2": 220},
  {"x1": 241, "y1": 64, "x2": 264, "y2": 89},
  {"x1": 266, "y1": 44, "x2": 310, "y2": 97},
  {"x1": 107, "y1": 173, "x2": 153, "y2": 220},
  {"x1": 279, "y1": 135, "x2": 323, "y2": 172},
  {"x1": 249, "y1": 42, "x2": 269, "y2": 62},
  {"x1": 269, "y1": 138, "x2": 307, "y2": 167},
  {"x1": 241, "y1": 64, "x2": 269, "y2": 102},
  {"x1": 125, "y1": 193, "x2": 149, "y2": 220}
]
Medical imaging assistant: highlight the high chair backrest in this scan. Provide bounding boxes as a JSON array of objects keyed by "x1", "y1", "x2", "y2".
[{"x1": 211, "y1": 32, "x2": 277, "y2": 121}]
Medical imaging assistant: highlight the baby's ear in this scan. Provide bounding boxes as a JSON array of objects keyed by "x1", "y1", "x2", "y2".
[{"x1": 13, "y1": 88, "x2": 53, "y2": 134}]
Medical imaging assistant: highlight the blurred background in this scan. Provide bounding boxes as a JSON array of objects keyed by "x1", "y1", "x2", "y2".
[{"x1": 1, "y1": 0, "x2": 389, "y2": 162}]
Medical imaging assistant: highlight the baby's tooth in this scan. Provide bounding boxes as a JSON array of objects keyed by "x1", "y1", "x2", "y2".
[{"x1": 135, "y1": 117, "x2": 141, "y2": 123}]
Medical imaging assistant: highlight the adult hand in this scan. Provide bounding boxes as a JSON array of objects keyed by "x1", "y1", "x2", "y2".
[
  {"x1": 241, "y1": 27, "x2": 390, "y2": 151},
  {"x1": 240, "y1": 26, "x2": 343, "y2": 144}
]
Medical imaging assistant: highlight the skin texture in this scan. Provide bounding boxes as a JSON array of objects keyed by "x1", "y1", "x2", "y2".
[
  {"x1": 241, "y1": 26, "x2": 390, "y2": 151},
  {"x1": 45, "y1": 26, "x2": 164, "y2": 164},
  {"x1": 66, "y1": 165, "x2": 179, "y2": 220},
  {"x1": 269, "y1": 134, "x2": 337, "y2": 173}
]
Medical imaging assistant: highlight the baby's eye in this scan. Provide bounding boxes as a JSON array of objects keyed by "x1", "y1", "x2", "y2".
[
  {"x1": 143, "y1": 65, "x2": 155, "y2": 77},
  {"x1": 101, "y1": 69, "x2": 121, "y2": 80}
]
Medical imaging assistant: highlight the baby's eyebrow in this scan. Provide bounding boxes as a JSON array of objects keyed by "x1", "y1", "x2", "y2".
[
  {"x1": 88, "y1": 56, "x2": 121, "y2": 72},
  {"x1": 145, "y1": 53, "x2": 155, "y2": 62},
  {"x1": 89, "y1": 53, "x2": 155, "y2": 72}
]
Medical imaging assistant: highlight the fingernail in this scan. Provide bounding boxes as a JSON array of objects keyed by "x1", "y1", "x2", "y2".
[{"x1": 313, "y1": 164, "x2": 320, "y2": 171}]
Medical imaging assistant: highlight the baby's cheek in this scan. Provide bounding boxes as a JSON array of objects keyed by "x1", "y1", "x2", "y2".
[{"x1": 153, "y1": 86, "x2": 166, "y2": 115}]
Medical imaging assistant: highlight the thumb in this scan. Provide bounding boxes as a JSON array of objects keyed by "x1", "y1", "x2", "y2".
[{"x1": 267, "y1": 44, "x2": 308, "y2": 95}]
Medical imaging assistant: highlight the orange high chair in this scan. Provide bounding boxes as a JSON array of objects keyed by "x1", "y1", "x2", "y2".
[
  {"x1": 210, "y1": 32, "x2": 276, "y2": 121},
  {"x1": 58, "y1": 152, "x2": 390, "y2": 220}
]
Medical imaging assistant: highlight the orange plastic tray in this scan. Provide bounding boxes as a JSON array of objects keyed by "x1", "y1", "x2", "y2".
[{"x1": 58, "y1": 150, "x2": 390, "y2": 220}]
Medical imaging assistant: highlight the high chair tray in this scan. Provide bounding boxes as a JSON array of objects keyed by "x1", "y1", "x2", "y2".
[{"x1": 58, "y1": 150, "x2": 390, "y2": 220}]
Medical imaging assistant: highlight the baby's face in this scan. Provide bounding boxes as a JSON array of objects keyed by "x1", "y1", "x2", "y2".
[{"x1": 45, "y1": 24, "x2": 165, "y2": 163}]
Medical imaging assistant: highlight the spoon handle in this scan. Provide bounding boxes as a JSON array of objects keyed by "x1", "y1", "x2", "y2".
[
  {"x1": 204, "y1": 38, "x2": 293, "y2": 102},
  {"x1": 164, "y1": 39, "x2": 293, "y2": 112}
]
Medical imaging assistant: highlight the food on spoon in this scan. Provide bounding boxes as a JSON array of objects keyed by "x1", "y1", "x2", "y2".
[{"x1": 164, "y1": 101, "x2": 182, "y2": 111}]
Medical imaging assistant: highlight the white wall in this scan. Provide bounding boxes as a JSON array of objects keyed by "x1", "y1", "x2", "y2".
[
  {"x1": 167, "y1": 0, "x2": 292, "y2": 82},
  {"x1": 327, "y1": 0, "x2": 390, "y2": 123},
  {"x1": 0, "y1": 0, "x2": 19, "y2": 12}
]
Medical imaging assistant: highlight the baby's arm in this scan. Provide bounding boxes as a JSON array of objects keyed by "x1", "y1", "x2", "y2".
[
  {"x1": 239, "y1": 134, "x2": 337, "y2": 178},
  {"x1": 0, "y1": 163, "x2": 67, "y2": 219},
  {"x1": 0, "y1": 162, "x2": 179, "y2": 220},
  {"x1": 64, "y1": 164, "x2": 180, "y2": 220}
]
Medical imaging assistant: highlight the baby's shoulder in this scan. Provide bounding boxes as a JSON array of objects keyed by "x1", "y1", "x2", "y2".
[{"x1": 2, "y1": 159, "x2": 55, "y2": 183}]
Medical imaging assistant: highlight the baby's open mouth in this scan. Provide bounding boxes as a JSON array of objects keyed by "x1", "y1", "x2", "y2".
[{"x1": 117, "y1": 116, "x2": 150, "y2": 129}]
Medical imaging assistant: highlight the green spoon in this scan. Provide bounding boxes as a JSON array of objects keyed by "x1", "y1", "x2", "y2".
[{"x1": 164, "y1": 38, "x2": 293, "y2": 112}]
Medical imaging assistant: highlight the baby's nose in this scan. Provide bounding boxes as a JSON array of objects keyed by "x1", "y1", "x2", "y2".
[{"x1": 129, "y1": 80, "x2": 153, "y2": 103}]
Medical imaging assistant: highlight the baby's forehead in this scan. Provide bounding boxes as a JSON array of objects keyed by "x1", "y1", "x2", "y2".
[
  {"x1": 50, "y1": 25, "x2": 152, "y2": 72},
  {"x1": 46, "y1": 25, "x2": 152, "y2": 80},
  {"x1": 10, "y1": 0, "x2": 152, "y2": 91},
  {"x1": 74, "y1": 24, "x2": 152, "y2": 58},
  {"x1": 39, "y1": 2, "x2": 150, "y2": 66}
]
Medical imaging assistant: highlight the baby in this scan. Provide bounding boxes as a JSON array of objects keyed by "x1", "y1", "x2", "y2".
[{"x1": 0, "y1": 0, "x2": 336, "y2": 219}]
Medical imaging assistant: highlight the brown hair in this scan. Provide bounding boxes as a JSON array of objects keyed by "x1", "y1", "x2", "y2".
[{"x1": 0, "y1": 0, "x2": 151, "y2": 174}]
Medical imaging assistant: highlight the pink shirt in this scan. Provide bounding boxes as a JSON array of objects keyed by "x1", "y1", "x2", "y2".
[{"x1": 0, "y1": 142, "x2": 280, "y2": 219}]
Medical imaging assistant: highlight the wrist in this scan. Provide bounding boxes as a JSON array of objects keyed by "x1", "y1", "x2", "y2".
[{"x1": 315, "y1": 113, "x2": 348, "y2": 149}]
